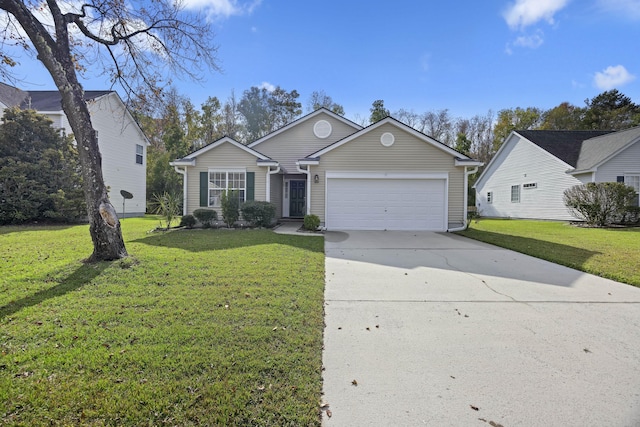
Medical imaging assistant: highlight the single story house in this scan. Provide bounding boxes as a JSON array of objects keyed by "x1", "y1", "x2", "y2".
[
  {"x1": 170, "y1": 108, "x2": 482, "y2": 231},
  {"x1": 0, "y1": 82, "x2": 149, "y2": 217},
  {"x1": 474, "y1": 127, "x2": 640, "y2": 221}
]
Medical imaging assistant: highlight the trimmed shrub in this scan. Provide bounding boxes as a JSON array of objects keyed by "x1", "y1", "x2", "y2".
[
  {"x1": 193, "y1": 208, "x2": 218, "y2": 228},
  {"x1": 180, "y1": 214, "x2": 196, "y2": 228},
  {"x1": 221, "y1": 190, "x2": 240, "y2": 228},
  {"x1": 303, "y1": 214, "x2": 320, "y2": 231},
  {"x1": 241, "y1": 201, "x2": 276, "y2": 228},
  {"x1": 564, "y1": 182, "x2": 636, "y2": 226}
]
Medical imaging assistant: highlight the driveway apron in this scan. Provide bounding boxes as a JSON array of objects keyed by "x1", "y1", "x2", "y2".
[{"x1": 321, "y1": 231, "x2": 640, "y2": 426}]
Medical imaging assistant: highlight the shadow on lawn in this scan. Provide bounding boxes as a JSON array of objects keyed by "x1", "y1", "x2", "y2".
[
  {"x1": 459, "y1": 229, "x2": 600, "y2": 269},
  {"x1": 0, "y1": 263, "x2": 107, "y2": 320},
  {"x1": 131, "y1": 228, "x2": 324, "y2": 253}
]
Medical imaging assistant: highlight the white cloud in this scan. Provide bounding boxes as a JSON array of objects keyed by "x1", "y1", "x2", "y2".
[
  {"x1": 513, "y1": 32, "x2": 544, "y2": 48},
  {"x1": 259, "y1": 81, "x2": 275, "y2": 92},
  {"x1": 596, "y1": 0, "x2": 640, "y2": 19},
  {"x1": 593, "y1": 65, "x2": 636, "y2": 90},
  {"x1": 503, "y1": 0, "x2": 569, "y2": 30},
  {"x1": 182, "y1": 0, "x2": 262, "y2": 20}
]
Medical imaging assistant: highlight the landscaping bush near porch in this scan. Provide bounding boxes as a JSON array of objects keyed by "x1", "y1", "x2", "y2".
[
  {"x1": 0, "y1": 217, "x2": 325, "y2": 426},
  {"x1": 458, "y1": 219, "x2": 640, "y2": 286}
]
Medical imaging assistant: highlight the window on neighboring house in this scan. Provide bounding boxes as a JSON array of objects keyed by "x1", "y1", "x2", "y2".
[
  {"x1": 135, "y1": 144, "x2": 144, "y2": 165},
  {"x1": 209, "y1": 170, "x2": 245, "y2": 207},
  {"x1": 487, "y1": 191, "x2": 493, "y2": 204},
  {"x1": 511, "y1": 185, "x2": 520, "y2": 203},
  {"x1": 624, "y1": 175, "x2": 640, "y2": 206}
]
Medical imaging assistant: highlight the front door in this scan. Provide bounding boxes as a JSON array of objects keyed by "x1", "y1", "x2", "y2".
[{"x1": 290, "y1": 180, "x2": 306, "y2": 217}]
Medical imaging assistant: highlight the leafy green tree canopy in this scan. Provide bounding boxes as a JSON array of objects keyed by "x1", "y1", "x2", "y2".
[
  {"x1": 583, "y1": 89, "x2": 640, "y2": 130},
  {"x1": 237, "y1": 86, "x2": 302, "y2": 141},
  {"x1": 369, "y1": 99, "x2": 390, "y2": 123},
  {"x1": 0, "y1": 108, "x2": 85, "y2": 224}
]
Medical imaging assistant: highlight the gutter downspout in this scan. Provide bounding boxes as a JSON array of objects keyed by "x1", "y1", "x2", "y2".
[
  {"x1": 448, "y1": 166, "x2": 479, "y2": 232},
  {"x1": 173, "y1": 166, "x2": 187, "y2": 216},
  {"x1": 296, "y1": 162, "x2": 311, "y2": 215},
  {"x1": 265, "y1": 165, "x2": 281, "y2": 202}
]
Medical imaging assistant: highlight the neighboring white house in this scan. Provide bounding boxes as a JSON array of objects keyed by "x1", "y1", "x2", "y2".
[
  {"x1": 474, "y1": 128, "x2": 640, "y2": 221},
  {"x1": 171, "y1": 108, "x2": 483, "y2": 231},
  {"x1": 0, "y1": 82, "x2": 148, "y2": 217}
]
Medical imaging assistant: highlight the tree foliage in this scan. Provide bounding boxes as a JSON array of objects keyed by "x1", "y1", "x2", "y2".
[
  {"x1": 493, "y1": 107, "x2": 543, "y2": 152},
  {"x1": 0, "y1": 0, "x2": 219, "y2": 260},
  {"x1": 564, "y1": 182, "x2": 637, "y2": 227},
  {"x1": 237, "y1": 86, "x2": 302, "y2": 141},
  {"x1": 0, "y1": 108, "x2": 85, "y2": 224},
  {"x1": 369, "y1": 99, "x2": 390, "y2": 123},
  {"x1": 307, "y1": 90, "x2": 345, "y2": 115},
  {"x1": 582, "y1": 89, "x2": 640, "y2": 130}
]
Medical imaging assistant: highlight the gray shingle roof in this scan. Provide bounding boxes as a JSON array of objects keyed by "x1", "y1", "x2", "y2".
[
  {"x1": 574, "y1": 126, "x2": 640, "y2": 172},
  {"x1": 0, "y1": 82, "x2": 112, "y2": 111},
  {"x1": 517, "y1": 130, "x2": 613, "y2": 167}
]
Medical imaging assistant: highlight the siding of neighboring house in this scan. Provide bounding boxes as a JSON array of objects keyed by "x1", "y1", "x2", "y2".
[
  {"x1": 184, "y1": 142, "x2": 266, "y2": 216},
  {"x1": 310, "y1": 122, "x2": 465, "y2": 225},
  {"x1": 251, "y1": 112, "x2": 360, "y2": 174},
  {"x1": 476, "y1": 135, "x2": 582, "y2": 221},
  {"x1": 88, "y1": 94, "x2": 147, "y2": 216},
  {"x1": 39, "y1": 95, "x2": 147, "y2": 216},
  {"x1": 593, "y1": 141, "x2": 640, "y2": 182}
]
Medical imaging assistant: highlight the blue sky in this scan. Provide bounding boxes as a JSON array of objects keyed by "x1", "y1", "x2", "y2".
[{"x1": 11, "y1": 0, "x2": 640, "y2": 121}]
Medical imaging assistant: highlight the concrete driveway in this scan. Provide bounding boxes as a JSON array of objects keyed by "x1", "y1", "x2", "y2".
[{"x1": 321, "y1": 231, "x2": 640, "y2": 426}]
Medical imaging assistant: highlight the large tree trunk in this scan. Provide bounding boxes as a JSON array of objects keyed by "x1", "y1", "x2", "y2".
[
  {"x1": 59, "y1": 84, "x2": 128, "y2": 262},
  {"x1": 2, "y1": 0, "x2": 128, "y2": 261}
]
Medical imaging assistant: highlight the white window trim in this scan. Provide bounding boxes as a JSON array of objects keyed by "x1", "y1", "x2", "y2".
[
  {"x1": 511, "y1": 185, "x2": 520, "y2": 203},
  {"x1": 624, "y1": 175, "x2": 640, "y2": 193},
  {"x1": 135, "y1": 144, "x2": 144, "y2": 165},
  {"x1": 208, "y1": 169, "x2": 247, "y2": 208}
]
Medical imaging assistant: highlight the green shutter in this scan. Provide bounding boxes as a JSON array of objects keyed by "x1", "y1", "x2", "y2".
[
  {"x1": 200, "y1": 171, "x2": 209, "y2": 207},
  {"x1": 246, "y1": 172, "x2": 255, "y2": 201}
]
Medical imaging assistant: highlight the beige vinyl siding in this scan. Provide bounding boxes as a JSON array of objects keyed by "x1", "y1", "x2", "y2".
[
  {"x1": 185, "y1": 142, "x2": 266, "y2": 215},
  {"x1": 270, "y1": 173, "x2": 283, "y2": 218},
  {"x1": 253, "y1": 112, "x2": 359, "y2": 174},
  {"x1": 311, "y1": 123, "x2": 465, "y2": 225}
]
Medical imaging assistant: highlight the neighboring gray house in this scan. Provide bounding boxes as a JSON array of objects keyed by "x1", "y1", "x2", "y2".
[
  {"x1": 474, "y1": 128, "x2": 640, "y2": 221},
  {"x1": 0, "y1": 83, "x2": 149, "y2": 217},
  {"x1": 171, "y1": 108, "x2": 482, "y2": 231}
]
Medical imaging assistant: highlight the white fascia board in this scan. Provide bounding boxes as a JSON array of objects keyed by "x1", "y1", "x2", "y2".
[
  {"x1": 474, "y1": 131, "x2": 519, "y2": 189},
  {"x1": 257, "y1": 160, "x2": 279, "y2": 167},
  {"x1": 297, "y1": 159, "x2": 319, "y2": 166},
  {"x1": 169, "y1": 159, "x2": 196, "y2": 167},
  {"x1": 326, "y1": 171, "x2": 449, "y2": 180},
  {"x1": 455, "y1": 159, "x2": 483, "y2": 167},
  {"x1": 248, "y1": 108, "x2": 363, "y2": 149}
]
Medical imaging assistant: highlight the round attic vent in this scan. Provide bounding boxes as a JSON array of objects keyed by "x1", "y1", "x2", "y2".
[
  {"x1": 313, "y1": 120, "x2": 332, "y2": 139},
  {"x1": 380, "y1": 132, "x2": 395, "y2": 147}
]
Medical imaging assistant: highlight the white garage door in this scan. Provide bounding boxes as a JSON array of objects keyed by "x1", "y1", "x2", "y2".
[{"x1": 326, "y1": 178, "x2": 447, "y2": 231}]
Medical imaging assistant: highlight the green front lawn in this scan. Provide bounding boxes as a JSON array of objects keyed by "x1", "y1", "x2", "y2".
[
  {"x1": 0, "y1": 217, "x2": 325, "y2": 426},
  {"x1": 457, "y1": 219, "x2": 640, "y2": 287}
]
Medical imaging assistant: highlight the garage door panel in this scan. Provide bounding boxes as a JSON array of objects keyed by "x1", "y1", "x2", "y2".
[{"x1": 326, "y1": 178, "x2": 446, "y2": 231}]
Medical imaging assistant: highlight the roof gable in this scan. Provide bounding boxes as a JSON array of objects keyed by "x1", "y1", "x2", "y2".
[
  {"x1": 516, "y1": 130, "x2": 613, "y2": 167},
  {"x1": 248, "y1": 108, "x2": 362, "y2": 149},
  {"x1": 306, "y1": 116, "x2": 475, "y2": 160},
  {"x1": 175, "y1": 136, "x2": 273, "y2": 164},
  {"x1": 573, "y1": 126, "x2": 640, "y2": 172}
]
